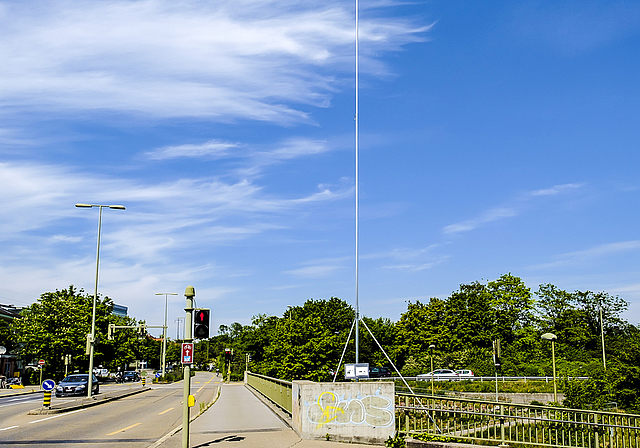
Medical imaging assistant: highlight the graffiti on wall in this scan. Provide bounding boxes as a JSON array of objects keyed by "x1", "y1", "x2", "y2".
[{"x1": 307, "y1": 389, "x2": 394, "y2": 429}]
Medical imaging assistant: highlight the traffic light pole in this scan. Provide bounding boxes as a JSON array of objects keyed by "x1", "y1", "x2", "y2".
[{"x1": 182, "y1": 286, "x2": 195, "y2": 448}]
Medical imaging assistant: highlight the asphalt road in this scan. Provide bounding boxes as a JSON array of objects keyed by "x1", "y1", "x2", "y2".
[{"x1": 0, "y1": 371, "x2": 220, "y2": 447}]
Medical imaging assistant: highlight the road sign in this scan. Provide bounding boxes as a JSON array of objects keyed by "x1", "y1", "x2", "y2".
[
  {"x1": 42, "y1": 379, "x2": 55, "y2": 391},
  {"x1": 181, "y1": 343, "x2": 194, "y2": 364},
  {"x1": 155, "y1": 372, "x2": 161, "y2": 378},
  {"x1": 38, "y1": 359, "x2": 45, "y2": 366}
]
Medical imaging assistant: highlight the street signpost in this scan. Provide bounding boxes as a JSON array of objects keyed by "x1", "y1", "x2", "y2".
[
  {"x1": 41, "y1": 379, "x2": 55, "y2": 409},
  {"x1": 38, "y1": 359, "x2": 45, "y2": 386},
  {"x1": 181, "y1": 343, "x2": 194, "y2": 364}
]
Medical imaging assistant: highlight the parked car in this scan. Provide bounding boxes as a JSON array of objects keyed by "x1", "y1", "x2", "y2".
[
  {"x1": 417, "y1": 369, "x2": 459, "y2": 381},
  {"x1": 455, "y1": 369, "x2": 475, "y2": 379},
  {"x1": 369, "y1": 367, "x2": 392, "y2": 378},
  {"x1": 121, "y1": 371, "x2": 141, "y2": 382},
  {"x1": 55, "y1": 374, "x2": 99, "y2": 397}
]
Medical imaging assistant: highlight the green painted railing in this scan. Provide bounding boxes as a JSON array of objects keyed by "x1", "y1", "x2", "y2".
[
  {"x1": 246, "y1": 371, "x2": 292, "y2": 414},
  {"x1": 397, "y1": 392, "x2": 640, "y2": 448}
]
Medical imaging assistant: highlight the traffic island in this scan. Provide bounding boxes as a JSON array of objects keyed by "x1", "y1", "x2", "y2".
[{"x1": 28, "y1": 385, "x2": 152, "y2": 415}]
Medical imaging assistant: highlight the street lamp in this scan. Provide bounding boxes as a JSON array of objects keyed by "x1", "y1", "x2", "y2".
[
  {"x1": 429, "y1": 344, "x2": 435, "y2": 396},
  {"x1": 541, "y1": 332, "x2": 558, "y2": 403},
  {"x1": 75, "y1": 203, "x2": 125, "y2": 398},
  {"x1": 156, "y1": 292, "x2": 178, "y2": 380},
  {"x1": 599, "y1": 301, "x2": 607, "y2": 371}
]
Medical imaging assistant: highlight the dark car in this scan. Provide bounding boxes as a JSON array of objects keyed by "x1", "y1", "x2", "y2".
[
  {"x1": 55, "y1": 374, "x2": 99, "y2": 397},
  {"x1": 122, "y1": 371, "x2": 140, "y2": 382},
  {"x1": 369, "y1": 367, "x2": 392, "y2": 378}
]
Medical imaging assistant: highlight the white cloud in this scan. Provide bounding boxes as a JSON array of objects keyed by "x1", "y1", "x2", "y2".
[
  {"x1": 0, "y1": 0, "x2": 428, "y2": 124},
  {"x1": 443, "y1": 207, "x2": 517, "y2": 235},
  {"x1": 530, "y1": 183, "x2": 584, "y2": 197},
  {"x1": 285, "y1": 265, "x2": 341, "y2": 278},
  {"x1": 146, "y1": 140, "x2": 240, "y2": 160},
  {"x1": 49, "y1": 235, "x2": 83, "y2": 243},
  {"x1": 0, "y1": 160, "x2": 351, "y2": 259},
  {"x1": 530, "y1": 240, "x2": 640, "y2": 270},
  {"x1": 443, "y1": 183, "x2": 586, "y2": 235}
]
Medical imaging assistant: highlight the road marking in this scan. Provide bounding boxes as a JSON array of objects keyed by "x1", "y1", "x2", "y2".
[
  {"x1": 28, "y1": 408, "x2": 87, "y2": 424},
  {"x1": 107, "y1": 422, "x2": 141, "y2": 435},
  {"x1": 158, "y1": 407, "x2": 174, "y2": 415},
  {"x1": 0, "y1": 426, "x2": 19, "y2": 431}
]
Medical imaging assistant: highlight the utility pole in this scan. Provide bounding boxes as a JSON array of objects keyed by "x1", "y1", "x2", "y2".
[{"x1": 182, "y1": 286, "x2": 195, "y2": 448}]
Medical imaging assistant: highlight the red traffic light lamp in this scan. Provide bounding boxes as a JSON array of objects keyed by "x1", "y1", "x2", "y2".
[{"x1": 194, "y1": 309, "x2": 210, "y2": 339}]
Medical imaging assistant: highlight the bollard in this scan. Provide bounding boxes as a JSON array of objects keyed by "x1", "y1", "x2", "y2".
[
  {"x1": 43, "y1": 392, "x2": 51, "y2": 408},
  {"x1": 142, "y1": 377, "x2": 146, "y2": 387}
]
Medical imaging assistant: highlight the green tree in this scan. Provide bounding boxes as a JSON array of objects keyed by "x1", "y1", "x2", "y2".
[
  {"x1": 11, "y1": 285, "x2": 145, "y2": 379},
  {"x1": 395, "y1": 298, "x2": 449, "y2": 369}
]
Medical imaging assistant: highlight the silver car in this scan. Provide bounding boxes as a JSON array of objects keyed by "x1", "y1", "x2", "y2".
[
  {"x1": 55, "y1": 374, "x2": 99, "y2": 397},
  {"x1": 417, "y1": 369, "x2": 459, "y2": 381}
]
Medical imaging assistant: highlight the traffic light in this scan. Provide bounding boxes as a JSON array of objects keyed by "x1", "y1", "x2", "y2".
[
  {"x1": 194, "y1": 309, "x2": 210, "y2": 339},
  {"x1": 224, "y1": 348, "x2": 232, "y2": 362}
]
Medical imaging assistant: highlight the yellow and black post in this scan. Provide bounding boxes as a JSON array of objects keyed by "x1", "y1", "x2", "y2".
[
  {"x1": 43, "y1": 392, "x2": 52, "y2": 408},
  {"x1": 142, "y1": 377, "x2": 146, "y2": 387}
]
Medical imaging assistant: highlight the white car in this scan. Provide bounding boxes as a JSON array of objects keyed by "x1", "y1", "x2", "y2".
[
  {"x1": 455, "y1": 369, "x2": 475, "y2": 379},
  {"x1": 417, "y1": 369, "x2": 459, "y2": 381}
]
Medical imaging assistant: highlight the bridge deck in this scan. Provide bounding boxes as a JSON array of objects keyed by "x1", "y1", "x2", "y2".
[{"x1": 157, "y1": 382, "x2": 372, "y2": 448}]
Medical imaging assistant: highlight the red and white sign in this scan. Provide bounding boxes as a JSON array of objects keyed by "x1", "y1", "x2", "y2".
[
  {"x1": 38, "y1": 359, "x2": 45, "y2": 366},
  {"x1": 181, "y1": 343, "x2": 194, "y2": 364}
]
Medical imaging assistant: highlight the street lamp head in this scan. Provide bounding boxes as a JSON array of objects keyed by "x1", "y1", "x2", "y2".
[
  {"x1": 541, "y1": 333, "x2": 557, "y2": 341},
  {"x1": 185, "y1": 286, "x2": 196, "y2": 297},
  {"x1": 75, "y1": 203, "x2": 93, "y2": 208},
  {"x1": 109, "y1": 205, "x2": 126, "y2": 210},
  {"x1": 429, "y1": 344, "x2": 435, "y2": 349}
]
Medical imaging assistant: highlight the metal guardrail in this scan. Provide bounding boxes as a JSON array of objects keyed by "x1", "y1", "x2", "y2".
[
  {"x1": 384, "y1": 376, "x2": 589, "y2": 382},
  {"x1": 397, "y1": 392, "x2": 640, "y2": 448},
  {"x1": 246, "y1": 371, "x2": 292, "y2": 414}
]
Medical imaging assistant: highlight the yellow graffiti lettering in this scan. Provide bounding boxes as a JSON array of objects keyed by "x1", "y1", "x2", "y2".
[{"x1": 313, "y1": 391, "x2": 344, "y2": 429}]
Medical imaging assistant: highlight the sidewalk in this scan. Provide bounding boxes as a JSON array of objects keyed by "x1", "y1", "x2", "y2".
[{"x1": 156, "y1": 383, "x2": 376, "y2": 448}]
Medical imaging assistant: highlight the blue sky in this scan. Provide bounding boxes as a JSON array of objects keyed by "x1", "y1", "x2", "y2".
[{"x1": 1, "y1": 0, "x2": 640, "y2": 337}]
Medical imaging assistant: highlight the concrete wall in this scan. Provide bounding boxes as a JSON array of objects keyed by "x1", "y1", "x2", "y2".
[{"x1": 292, "y1": 380, "x2": 395, "y2": 445}]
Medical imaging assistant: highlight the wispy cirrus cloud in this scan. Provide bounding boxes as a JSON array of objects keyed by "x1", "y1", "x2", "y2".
[
  {"x1": 443, "y1": 183, "x2": 585, "y2": 235},
  {"x1": 0, "y1": 160, "x2": 351, "y2": 258},
  {"x1": 529, "y1": 240, "x2": 640, "y2": 270},
  {"x1": 529, "y1": 183, "x2": 584, "y2": 197},
  {"x1": 146, "y1": 140, "x2": 240, "y2": 161},
  {"x1": 443, "y1": 207, "x2": 517, "y2": 235},
  {"x1": 0, "y1": 0, "x2": 429, "y2": 125}
]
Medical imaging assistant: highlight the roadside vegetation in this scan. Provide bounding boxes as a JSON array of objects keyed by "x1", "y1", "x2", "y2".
[{"x1": 4, "y1": 274, "x2": 639, "y2": 412}]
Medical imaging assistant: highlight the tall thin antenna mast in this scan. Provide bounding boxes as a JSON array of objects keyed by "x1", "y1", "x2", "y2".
[{"x1": 355, "y1": 0, "x2": 360, "y2": 364}]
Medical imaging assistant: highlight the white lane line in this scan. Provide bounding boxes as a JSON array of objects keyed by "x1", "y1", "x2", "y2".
[
  {"x1": 8, "y1": 397, "x2": 40, "y2": 402},
  {"x1": 0, "y1": 426, "x2": 19, "y2": 431},
  {"x1": 28, "y1": 407, "x2": 87, "y2": 424}
]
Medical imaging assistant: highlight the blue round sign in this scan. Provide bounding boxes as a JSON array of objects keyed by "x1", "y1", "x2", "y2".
[
  {"x1": 42, "y1": 379, "x2": 56, "y2": 392},
  {"x1": 155, "y1": 372, "x2": 161, "y2": 378}
]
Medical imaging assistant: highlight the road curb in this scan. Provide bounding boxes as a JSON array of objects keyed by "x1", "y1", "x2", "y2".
[
  {"x1": 0, "y1": 389, "x2": 43, "y2": 399},
  {"x1": 27, "y1": 386, "x2": 151, "y2": 415}
]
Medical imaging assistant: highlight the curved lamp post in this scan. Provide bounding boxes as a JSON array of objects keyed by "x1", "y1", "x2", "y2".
[
  {"x1": 156, "y1": 293, "x2": 178, "y2": 380},
  {"x1": 541, "y1": 332, "x2": 558, "y2": 403},
  {"x1": 76, "y1": 203, "x2": 125, "y2": 398}
]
